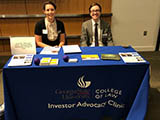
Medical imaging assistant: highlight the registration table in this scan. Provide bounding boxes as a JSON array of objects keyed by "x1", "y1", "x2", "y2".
[{"x1": 3, "y1": 46, "x2": 150, "y2": 120}]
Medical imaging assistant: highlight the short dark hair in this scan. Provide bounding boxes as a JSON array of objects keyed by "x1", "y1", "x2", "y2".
[
  {"x1": 89, "y1": 2, "x2": 102, "y2": 13},
  {"x1": 43, "y1": 1, "x2": 56, "y2": 10}
]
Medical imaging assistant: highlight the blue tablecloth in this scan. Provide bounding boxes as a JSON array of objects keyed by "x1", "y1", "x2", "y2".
[{"x1": 3, "y1": 46, "x2": 150, "y2": 120}]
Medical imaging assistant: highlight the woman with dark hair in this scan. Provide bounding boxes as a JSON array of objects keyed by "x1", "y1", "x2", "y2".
[{"x1": 34, "y1": 1, "x2": 66, "y2": 47}]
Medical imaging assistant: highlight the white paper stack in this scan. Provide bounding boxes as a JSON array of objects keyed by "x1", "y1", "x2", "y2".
[
  {"x1": 40, "y1": 47, "x2": 60, "y2": 55},
  {"x1": 62, "y1": 45, "x2": 82, "y2": 54}
]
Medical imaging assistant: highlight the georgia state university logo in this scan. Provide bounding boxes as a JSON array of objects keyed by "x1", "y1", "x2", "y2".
[{"x1": 77, "y1": 75, "x2": 91, "y2": 88}]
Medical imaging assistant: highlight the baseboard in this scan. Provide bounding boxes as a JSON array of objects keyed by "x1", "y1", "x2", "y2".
[{"x1": 132, "y1": 46, "x2": 156, "y2": 51}]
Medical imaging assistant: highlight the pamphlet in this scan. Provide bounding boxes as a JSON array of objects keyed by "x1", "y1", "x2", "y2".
[
  {"x1": 62, "y1": 45, "x2": 82, "y2": 54},
  {"x1": 81, "y1": 54, "x2": 100, "y2": 60},
  {"x1": 49, "y1": 59, "x2": 59, "y2": 65},
  {"x1": 8, "y1": 54, "x2": 34, "y2": 66},
  {"x1": 101, "y1": 54, "x2": 121, "y2": 60},
  {"x1": 40, "y1": 47, "x2": 60, "y2": 55},
  {"x1": 40, "y1": 57, "x2": 52, "y2": 66},
  {"x1": 119, "y1": 52, "x2": 146, "y2": 63}
]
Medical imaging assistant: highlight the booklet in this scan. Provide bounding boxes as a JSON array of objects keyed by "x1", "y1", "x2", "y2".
[
  {"x1": 62, "y1": 45, "x2": 82, "y2": 54},
  {"x1": 40, "y1": 47, "x2": 60, "y2": 55},
  {"x1": 101, "y1": 54, "x2": 121, "y2": 60},
  {"x1": 8, "y1": 54, "x2": 34, "y2": 66},
  {"x1": 119, "y1": 52, "x2": 146, "y2": 63},
  {"x1": 81, "y1": 54, "x2": 100, "y2": 60}
]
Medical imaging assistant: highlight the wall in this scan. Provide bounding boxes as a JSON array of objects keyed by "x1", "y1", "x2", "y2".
[
  {"x1": 0, "y1": 0, "x2": 111, "y2": 37},
  {"x1": 111, "y1": 0, "x2": 160, "y2": 51},
  {"x1": 0, "y1": 0, "x2": 111, "y2": 55}
]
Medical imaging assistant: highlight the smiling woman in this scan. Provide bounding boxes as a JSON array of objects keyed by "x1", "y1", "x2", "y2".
[{"x1": 34, "y1": 1, "x2": 66, "y2": 48}]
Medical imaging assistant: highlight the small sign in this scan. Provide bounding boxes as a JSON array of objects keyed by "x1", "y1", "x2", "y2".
[{"x1": 10, "y1": 37, "x2": 36, "y2": 55}]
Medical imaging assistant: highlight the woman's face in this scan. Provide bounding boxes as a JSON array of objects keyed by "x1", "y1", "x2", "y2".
[{"x1": 44, "y1": 4, "x2": 56, "y2": 22}]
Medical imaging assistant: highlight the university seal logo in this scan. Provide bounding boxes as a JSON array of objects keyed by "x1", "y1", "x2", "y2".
[{"x1": 77, "y1": 75, "x2": 91, "y2": 88}]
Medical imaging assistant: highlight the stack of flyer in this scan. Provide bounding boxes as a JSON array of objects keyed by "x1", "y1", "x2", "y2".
[
  {"x1": 8, "y1": 54, "x2": 34, "y2": 66},
  {"x1": 40, "y1": 57, "x2": 59, "y2": 66},
  {"x1": 62, "y1": 45, "x2": 82, "y2": 54},
  {"x1": 40, "y1": 46, "x2": 60, "y2": 55},
  {"x1": 119, "y1": 52, "x2": 146, "y2": 63},
  {"x1": 81, "y1": 54, "x2": 100, "y2": 60},
  {"x1": 40, "y1": 57, "x2": 51, "y2": 66},
  {"x1": 49, "y1": 59, "x2": 59, "y2": 65}
]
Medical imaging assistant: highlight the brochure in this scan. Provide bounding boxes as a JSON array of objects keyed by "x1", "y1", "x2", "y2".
[
  {"x1": 8, "y1": 54, "x2": 34, "y2": 66},
  {"x1": 101, "y1": 54, "x2": 121, "y2": 60},
  {"x1": 119, "y1": 52, "x2": 146, "y2": 63},
  {"x1": 62, "y1": 45, "x2": 82, "y2": 54},
  {"x1": 40, "y1": 47, "x2": 60, "y2": 55},
  {"x1": 81, "y1": 54, "x2": 100, "y2": 60}
]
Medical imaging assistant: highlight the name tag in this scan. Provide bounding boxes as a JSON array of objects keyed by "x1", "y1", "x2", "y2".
[
  {"x1": 102, "y1": 33, "x2": 108, "y2": 37},
  {"x1": 42, "y1": 29, "x2": 48, "y2": 34},
  {"x1": 57, "y1": 30, "x2": 61, "y2": 34}
]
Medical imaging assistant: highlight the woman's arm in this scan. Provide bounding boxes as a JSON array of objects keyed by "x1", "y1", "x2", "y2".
[
  {"x1": 59, "y1": 33, "x2": 66, "y2": 47},
  {"x1": 35, "y1": 35, "x2": 51, "y2": 47}
]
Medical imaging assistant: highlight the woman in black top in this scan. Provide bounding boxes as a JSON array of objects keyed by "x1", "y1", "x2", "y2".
[{"x1": 34, "y1": 1, "x2": 66, "y2": 47}]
